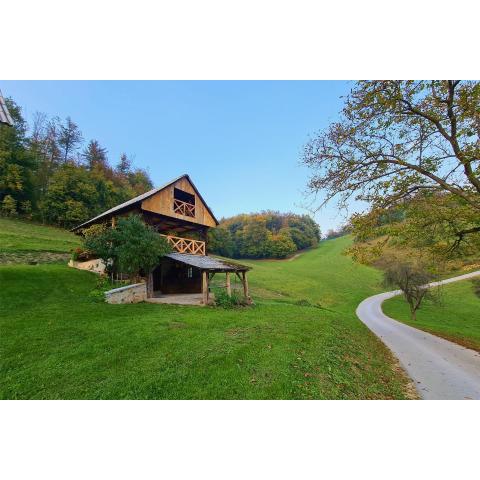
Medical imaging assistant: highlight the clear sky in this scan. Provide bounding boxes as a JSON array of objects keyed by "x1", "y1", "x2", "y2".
[{"x1": 1, "y1": 81, "x2": 362, "y2": 233}]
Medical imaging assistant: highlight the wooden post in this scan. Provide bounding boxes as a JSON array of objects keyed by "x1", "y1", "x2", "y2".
[
  {"x1": 147, "y1": 272, "x2": 153, "y2": 298},
  {"x1": 202, "y1": 270, "x2": 209, "y2": 305},
  {"x1": 226, "y1": 272, "x2": 231, "y2": 297},
  {"x1": 242, "y1": 271, "x2": 250, "y2": 301},
  {"x1": 111, "y1": 216, "x2": 116, "y2": 228}
]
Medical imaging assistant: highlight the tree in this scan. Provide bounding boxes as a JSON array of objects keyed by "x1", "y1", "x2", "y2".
[
  {"x1": 267, "y1": 230, "x2": 296, "y2": 258},
  {"x1": 29, "y1": 113, "x2": 62, "y2": 211},
  {"x1": 84, "y1": 215, "x2": 171, "y2": 282},
  {"x1": 116, "y1": 153, "x2": 132, "y2": 175},
  {"x1": 42, "y1": 164, "x2": 99, "y2": 227},
  {"x1": 209, "y1": 211, "x2": 321, "y2": 259},
  {"x1": 58, "y1": 117, "x2": 83, "y2": 163},
  {"x1": 303, "y1": 81, "x2": 480, "y2": 248},
  {"x1": 83, "y1": 140, "x2": 108, "y2": 171},
  {"x1": 208, "y1": 227, "x2": 235, "y2": 258},
  {"x1": 0, "y1": 98, "x2": 35, "y2": 210},
  {"x1": 383, "y1": 262, "x2": 434, "y2": 320},
  {"x1": 0, "y1": 93, "x2": 155, "y2": 229},
  {"x1": 127, "y1": 168, "x2": 153, "y2": 195}
]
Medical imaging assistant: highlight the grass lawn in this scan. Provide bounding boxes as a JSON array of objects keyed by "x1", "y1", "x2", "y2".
[
  {"x1": 0, "y1": 217, "x2": 81, "y2": 265},
  {"x1": 0, "y1": 218, "x2": 80, "y2": 253},
  {"x1": 0, "y1": 221, "x2": 412, "y2": 399},
  {"x1": 383, "y1": 279, "x2": 480, "y2": 352}
]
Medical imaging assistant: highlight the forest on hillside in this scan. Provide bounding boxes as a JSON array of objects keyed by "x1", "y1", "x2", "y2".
[
  {"x1": 0, "y1": 98, "x2": 153, "y2": 228},
  {"x1": 208, "y1": 211, "x2": 321, "y2": 259},
  {"x1": 1, "y1": 96, "x2": 322, "y2": 261}
]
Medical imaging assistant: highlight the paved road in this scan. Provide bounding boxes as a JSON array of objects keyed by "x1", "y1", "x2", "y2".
[{"x1": 356, "y1": 271, "x2": 480, "y2": 400}]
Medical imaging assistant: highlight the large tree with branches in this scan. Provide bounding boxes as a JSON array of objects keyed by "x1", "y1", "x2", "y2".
[{"x1": 302, "y1": 81, "x2": 480, "y2": 246}]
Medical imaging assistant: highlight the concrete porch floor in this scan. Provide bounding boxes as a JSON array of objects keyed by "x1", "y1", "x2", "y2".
[{"x1": 146, "y1": 292, "x2": 214, "y2": 306}]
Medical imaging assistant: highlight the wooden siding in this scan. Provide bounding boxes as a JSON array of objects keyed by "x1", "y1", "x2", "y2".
[{"x1": 141, "y1": 177, "x2": 217, "y2": 227}]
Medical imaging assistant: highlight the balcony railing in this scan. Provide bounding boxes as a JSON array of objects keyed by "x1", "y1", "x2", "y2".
[
  {"x1": 160, "y1": 234, "x2": 205, "y2": 255},
  {"x1": 173, "y1": 199, "x2": 195, "y2": 218}
]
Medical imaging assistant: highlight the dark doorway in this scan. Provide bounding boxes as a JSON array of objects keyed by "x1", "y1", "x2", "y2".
[
  {"x1": 152, "y1": 258, "x2": 202, "y2": 294},
  {"x1": 152, "y1": 265, "x2": 163, "y2": 291}
]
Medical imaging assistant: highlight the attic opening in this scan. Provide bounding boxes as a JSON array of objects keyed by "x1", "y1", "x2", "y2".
[
  {"x1": 173, "y1": 188, "x2": 196, "y2": 217},
  {"x1": 174, "y1": 188, "x2": 195, "y2": 205}
]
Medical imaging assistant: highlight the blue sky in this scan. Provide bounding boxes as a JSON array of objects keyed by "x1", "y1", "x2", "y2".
[{"x1": 1, "y1": 81, "x2": 362, "y2": 232}]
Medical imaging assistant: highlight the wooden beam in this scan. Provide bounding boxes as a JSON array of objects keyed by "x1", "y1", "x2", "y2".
[
  {"x1": 226, "y1": 272, "x2": 231, "y2": 297},
  {"x1": 202, "y1": 270, "x2": 209, "y2": 305},
  {"x1": 147, "y1": 272, "x2": 153, "y2": 298}
]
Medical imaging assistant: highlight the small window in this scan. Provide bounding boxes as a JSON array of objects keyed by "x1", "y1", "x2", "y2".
[{"x1": 187, "y1": 267, "x2": 193, "y2": 278}]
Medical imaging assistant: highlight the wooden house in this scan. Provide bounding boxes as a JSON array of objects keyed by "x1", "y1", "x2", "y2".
[{"x1": 72, "y1": 174, "x2": 250, "y2": 305}]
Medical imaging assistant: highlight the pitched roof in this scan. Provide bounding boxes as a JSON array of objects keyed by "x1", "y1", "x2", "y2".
[
  {"x1": 166, "y1": 253, "x2": 250, "y2": 272},
  {"x1": 0, "y1": 91, "x2": 14, "y2": 126},
  {"x1": 72, "y1": 174, "x2": 219, "y2": 230}
]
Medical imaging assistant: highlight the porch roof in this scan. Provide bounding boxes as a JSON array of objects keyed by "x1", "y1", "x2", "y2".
[{"x1": 165, "y1": 253, "x2": 250, "y2": 272}]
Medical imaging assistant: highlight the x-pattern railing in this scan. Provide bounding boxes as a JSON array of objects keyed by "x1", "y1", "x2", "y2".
[
  {"x1": 173, "y1": 199, "x2": 195, "y2": 218},
  {"x1": 160, "y1": 234, "x2": 205, "y2": 255}
]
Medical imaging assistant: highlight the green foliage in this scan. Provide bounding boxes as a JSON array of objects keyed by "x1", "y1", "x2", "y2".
[
  {"x1": 303, "y1": 80, "x2": 480, "y2": 213},
  {"x1": 349, "y1": 192, "x2": 480, "y2": 267},
  {"x1": 383, "y1": 261, "x2": 435, "y2": 320},
  {"x1": 113, "y1": 215, "x2": 172, "y2": 279},
  {"x1": 209, "y1": 211, "x2": 320, "y2": 259},
  {"x1": 88, "y1": 275, "x2": 128, "y2": 302},
  {"x1": 1, "y1": 195, "x2": 17, "y2": 217},
  {"x1": 84, "y1": 214, "x2": 171, "y2": 279},
  {"x1": 213, "y1": 288, "x2": 247, "y2": 308},
  {"x1": 0, "y1": 99, "x2": 36, "y2": 212},
  {"x1": 0, "y1": 97, "x2": 154, "y2": 228},
  {"x1": 303, "y1": 80, "x2": 480, "y2": 267}
]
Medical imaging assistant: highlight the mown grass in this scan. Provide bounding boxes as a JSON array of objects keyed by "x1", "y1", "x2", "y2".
[
  {"x1": 383, "y1": 279, "x2": 480, "y2": 352},
  {"x1": 0, "y1": 217, "x2": 80, "y2": 254},
  {"x1": 0, "y1": 221, "x2": 412, "y2": 399}
]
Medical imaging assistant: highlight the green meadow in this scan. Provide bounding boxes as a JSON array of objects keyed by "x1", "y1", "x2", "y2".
[{"x1": 1, "y1": 219, "x2": 411, "y2": 399}]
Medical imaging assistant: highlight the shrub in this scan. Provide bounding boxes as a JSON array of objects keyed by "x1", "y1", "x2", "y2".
[
  {"x1": 88, "y1": 276, "x2": 129, "y2": 302},
  {"x1": 83, "y1": 214, "x2": 171, "y2": 281},
  {"x1": 213, "y1": 288, "x2": 248, "y2": 308},
  {"x1": 1, "y1": 195, "x2": 17, "y2": 217},
  {"x1": 20, "y1": 200, "x2": 32, "y2": 219},
  {"x1": 71, "y1": 246, "x2": 92, "y2": 261}
]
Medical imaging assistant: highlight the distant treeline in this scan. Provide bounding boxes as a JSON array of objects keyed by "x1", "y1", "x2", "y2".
[
  {"x1": 0, "y1": 97, "x2": 153, "y2": 228},
  {"x1": 209, "y1": 211, "x2": 321, "y2": 259},
  {"x1": 324, "y1": 224, "x2": 351, "y2": 240}
]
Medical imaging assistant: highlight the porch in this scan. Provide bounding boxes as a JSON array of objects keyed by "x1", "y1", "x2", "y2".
[{"x1": 147, "y1": 253, "x2": 251, "y2": 305}]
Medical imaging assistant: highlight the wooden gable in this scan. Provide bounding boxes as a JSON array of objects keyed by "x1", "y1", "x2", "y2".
[{"x1": 141, "y1": 176, "x2": 217, "y2": 228}]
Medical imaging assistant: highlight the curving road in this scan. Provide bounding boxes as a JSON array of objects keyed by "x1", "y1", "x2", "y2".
[{"x1": 356, "y1": 271, "x2": 480, "y2": 400}]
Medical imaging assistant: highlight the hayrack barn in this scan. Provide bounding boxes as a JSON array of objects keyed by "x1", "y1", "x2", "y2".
[{"x1": 72, "y1": 174, "x2": 251, "y2": 305}]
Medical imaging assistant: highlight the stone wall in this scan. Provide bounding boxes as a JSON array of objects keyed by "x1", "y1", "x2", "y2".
[
  {"x1": 68, "y1": 258, "x2": 106, "y2": 274},
  {"x1": 104, "y1": 283, "x2": 147, "y2": 304}
]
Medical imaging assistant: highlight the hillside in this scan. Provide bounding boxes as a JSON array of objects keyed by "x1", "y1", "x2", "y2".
[
  {"x1": 0, "y1": 218, "x2": 80, "y2": 264},
  {"x1": 0, "y1": 219, "x2": 413, "y2": 399}
]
